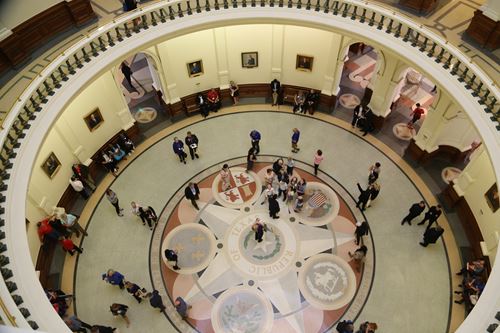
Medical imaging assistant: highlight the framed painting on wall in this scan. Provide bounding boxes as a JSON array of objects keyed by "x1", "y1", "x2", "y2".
[
  {"x1": 187, "y1": 60, "x2": 204, "y2": 77},
  {"x1": 296, "y1": 54, "x2": 314, "y2": 72},
  {"x1": 84, "y1": 108, "x2": 104, "y2": 132},
  {"x1": 485, "y1": 183, "x2": 499, "y2": 212},
  {"x1": 241, "y1": 52, "x2": 258, "y2": 68},
  {"x1": 41, "y1": 152, "x2": 61, "y2": 179}
]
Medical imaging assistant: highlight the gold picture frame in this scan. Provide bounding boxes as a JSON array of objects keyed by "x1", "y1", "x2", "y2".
[
  {"x1": 41, "y1": 152, "x2": 61, "y2": 179},
  {"x1": 187, "y1": 60, "x2": 204, "y2": 77},
  {"x1": 241, "y1": 52, "x2": 258, "y2": 68},
  {"x1": 296, "y1": 54, "x2": 314, "y2": 72},
  {"x1": 84, "y1": 108, "x2": 104, "y2": 132}
]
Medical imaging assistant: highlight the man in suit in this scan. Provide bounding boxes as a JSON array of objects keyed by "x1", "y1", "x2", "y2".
[
  {"x1": 270, "y1": 79, "x2": 281, "y2": 106},
  {"x1": 360, "y1": 105, "x2": 374, "y2": 136},
  {"x1": 184, "y1": 182, "x2": 200, "y2": 210},
  {"x1": 120, "y1": 61, "x2": 135, "y2": 91},
  {"x1": 420, "y1": 226, "x2": 444, "y2": 247},
  {"x1": 401, "y1": 201, "x2": 426, "y2": 225},
  {"x1": 352, "y1": 103, "x2": 364, "y2": 128},
  {"x1": 185, "y1": 131, "x2": 199, "y2": 160},
  {"x1": 417, "y1": 204, "x2": 442, "y2": 228},
  {"x1": 250, "y1": 130, "x2": 261, "y2": 155},
  {"x1": 356, "y1": 183, "x2": 371, "y2": 211}
]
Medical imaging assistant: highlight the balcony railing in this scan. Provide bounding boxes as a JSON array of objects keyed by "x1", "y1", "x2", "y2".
[{"x1": 0, "y1": 0, "x2": 498, "y2": 331}]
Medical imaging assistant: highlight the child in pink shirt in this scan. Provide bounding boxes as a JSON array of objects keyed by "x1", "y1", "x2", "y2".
[{"x1": 313, "y1": 150, "x2": 324, "y2": 176}]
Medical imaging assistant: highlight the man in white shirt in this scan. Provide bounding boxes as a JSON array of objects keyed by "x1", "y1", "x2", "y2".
[{"x1": 70, "y1": 176, "x2": 89, "y2": 199}]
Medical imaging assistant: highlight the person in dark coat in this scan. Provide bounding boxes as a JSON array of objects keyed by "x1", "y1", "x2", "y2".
[
  {"x1": 352, "y1": 104, "x2": 365, "y2": 128},
  {"x1": 164, "y1": 249, "x2": 180, "y2": 270},
  {"x1": 250, "y1": 130, "x2": 261, "y2": 155},
  {"x1": 185, "y1": 132, "x2": 199, "y2": 160},
  {"x1": 90, "y1": 325, "x2": 116, "y2": 333},
  {"x1": 354, "y1": 221, "x2": 369, "y2": 245},
  {"x1": 361, "y1": 106, "x2": 374, "y2": 136},
  {"x1": 356, "y1": 183, "x2": 371, "y2": 211},
  {"x1": 401, "y1": 201, "x2": 426, "y2": 225},
  {"x1": 268, "y1": 194, "x2": 280, "y2": 219},
  {"x1": 419, "y1": 226, "x2": 444, "y2": 247},
  {"x1": 272, "y1": 158, "x2": 284, "y2": 175},
  {"x1": 172, "y1": 137, "x2": 187, "y2": 164},
  {"x1": 366, "y1": 182, "x2": 380, "y2": 208},
  {"x1": 305, "y1": 89, "x2": 319, "y2": 114},
  {"x1": 417, "y1": 205, "x2": 442, "y2": 228},
  {"x1": 149, "y1": 290, "x2": 166, "y2": 312},
  {"x1": 252, "y1": 220, "x2": 265, "y2": 243},
  {"x1": 246, "y1": 147, "x2": 257, "y2": 172},
  {"x1": 270, "y1": 79, "x2": 281, "y2": 106},
  {"x1": 140, "y1": 206, "x2": 157, "y2": 230},
  {"x1": 197, "y1": 93, "x2": 209, "y2": 118},
  {"x1": 184, "y1": 182, "x2": 200, "y2": 210},
  {"x1": 120, "y1": 61, "x2": 135, "y2": 90}
]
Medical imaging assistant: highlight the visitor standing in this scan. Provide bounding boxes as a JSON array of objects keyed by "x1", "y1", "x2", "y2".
[
  {"x1": 110, "y1": 303, "x2": 130, "y2": 327},
  {"x1": 401, "y1": 201, "x2": 426, "y2": 225},
  {"x1": 184, "y1": 182, "x2": 200, "y2": 210},
  {"x1": 313, "y1": 149, "x2": 324, "y2": 176},
  {"x1": 185, "y1": 132, "x2": 199, "y2": 160},
  {"x1": 106, "y1": 189, "x2": 124, "y2": 216},
  {"x1": 172, "y1": 137, "x2": 187, "y2": 164},
  {"x1": 291, "y1": 128, "x2": 300, "y2": 153},
  {"x1": 250, "y1": 130, "x2": 261, "y2": 155},
  {"x1": 417, "y1": 205, "x2": 442, "y2": 229},
  {"x1": 229, "y1": 81, "x2": 240, "y2": 104},
  {"x1": 102, "y1": 269, "x2": 125, "y2": 289},
  {"x1": 246, "y1": 147, "x2": 257, "y2": 172},
  {"x1": 270, "y1": 79, "x2": 281, "y2": 106}
]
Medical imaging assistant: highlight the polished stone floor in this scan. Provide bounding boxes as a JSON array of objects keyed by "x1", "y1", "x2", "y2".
[{"x1": 74, "y1": 110, "x2": 454, "y2": 332}]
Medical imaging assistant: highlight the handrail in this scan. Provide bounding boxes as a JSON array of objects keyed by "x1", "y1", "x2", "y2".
[
  {"x1": 0, "y1": 296, "x2": 17, "y2": 325},
  {"x1": 0, "y1": 0, "x2": 498, "y2": 331}
]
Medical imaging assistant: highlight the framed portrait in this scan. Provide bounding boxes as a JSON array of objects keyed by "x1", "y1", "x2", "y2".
[
  {"x1": 485, "y1": 183, "x2": 499, "y2": 212},
  {"x1": 241, "y1": 52, "x2": 258, "y2": 68},
  {"x1": 84, "y1": 108, "x2": 104, "y2": 132},
  {"x1": 187, "y1": 60, "x2": 204, "y2": 77},
  {"x1": 296, "y1": 54, "x2": 314, "y2": 72},
  {"x1": 41, "y1": 152, "x2": 61, "y2": 179}
]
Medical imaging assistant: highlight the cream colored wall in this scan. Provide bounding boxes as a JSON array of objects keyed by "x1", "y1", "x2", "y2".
[
  {"x1": 455, "y1": 148, "x2": 500, "y2": 262},
  {"x1": 26, "y1": 71, "x2": 131, "y2": 265},
  {"x1": 0, "y1": 0, "x2": 61, "y2": 29},
  {"x1": 155, "y1": 24, "x2": 342, "y2": 98}
]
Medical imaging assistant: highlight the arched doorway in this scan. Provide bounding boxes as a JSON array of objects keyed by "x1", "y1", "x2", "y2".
[
  {"x1": 115, "y1": 52, "x2": 170, "y2": 136},
  {"x1": 335, "y1": 42, "x2": 379, "y2": 116},
  {"x1": 387, "y1": 67, "x2": 437, "y2": 141}
]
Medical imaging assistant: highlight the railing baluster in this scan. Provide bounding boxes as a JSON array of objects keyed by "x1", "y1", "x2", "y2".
[
  {"x1": 196, "y1": 0, "x2": 203, "y2": 12},
  {"x1": 205, "y1": 0, "x2": 212, "y2": 10},
  {"x1": 472, "y1": 82, "x2": 482, "y2": 97},
  {"x1": 186, "y1": 1, "x2": 193, "y2": 14},
  {"x1": 278, "y1": 0, "x2": 283, "y2": 7},
  {"x1": 66, "y1": 60, "x2": 76, "y2": 74},
  {"x1": 359, "y1": 8, "x2": 366, "y2": 22},
  {"x1": 297, "y1": 0, "x2": 302, "y2": 9},
  {"x1": 98, "y1": 37, "x2": 107, "y2": 51},
  {"x1": 435, "y1": 48, "x2": 445, "y2": 63},
  {"x1": 368, "y1": 12, "x2": 375, "y2": 25},
  {"x1": 223, "y1": 0, "x2": 229, "y2": 8},
  {"x1": 394, "y1": 23, "x2": 402, "y2": 37},
  {"x1": 287, "y1": 0, "x2": 293, "y2": 8},
  {"x1": 214, "y1": 0, "x2": 220, "y2": 9},
  {"x1": 58, "y1": 67, "x2": 68, "y2": 81},
  {"x1": 177, "y1": 4, "x2": 184, "y2": 17},
  {"x1": 115, "y1": 27, "x2": 124, "y2": 41},
  {"x1": 443, "y1": 54, "x2": 452, "y2": 69},
  {"x1": 323, "y1": 0, "x2": 330, "y2": 13},
  {"x1": 50, "y1": 74, "x2": 61, "y2": 88},
  {"x1": 270, "y1": 0, "x2": 275, "y2": 7},
  {"x1": 81, "y1": 47, "x2": 91, "y2": 62},
  {"x1": 411, "y1": 32, "x2": 420, "y2": 47},
  {"x1": 90, "y1": 42, "x2": 99, "y2": 56},
  {"x1": 450, "y1": 60, "x2": 461, "y2": 76},
  {"x1": 124, "y1": 22, "x2": 132, "y2": 36},
  {"x1": 106, "y1": 32, "x2": 115, "y2": 46},
  {"x1": 141, "y1": 15, "x2": 149, "y2": 29},
  {"x1": 458, "y1": 67, "x2": 468, "y2": 82},
  {"x1": 377, "y1": 15, "x2": 385, "y2": 30},
  {"x1": 43, "y1": 81, "x2": 54, "y2": 96},
  {"x1": 419, "y1": 37, "x2": 428, "y2": 51},
  {"x1": 480, "y1": 90, "x2": 490, "y2": 105},
  {"x1": 36, "y1": 89, "x2": 48, "y2": 103},
  {"x1": 427, "y1": 42, "x2": 436, "y2": 57},
  {"x1": 351, "y1": 6, "x2": 358, "y2": 20},
  {"x1": 260, "y1": 0, "x2": 265, "y2": 7},
  {"x1": 306, "y1": 0, "x2": 311, "y2": 10},
  {"x1": 169, "y1": 5, "x2": 176, "y2": 18},
  {"x1": 385, "y1": 18, "x2": 393, "y2": 33},
  {"x1": 333, "y1": 1, "x2": 340, "y2": 15},
  {"x1": 403, "y1": 27, "x2": 412, "y2": 42},
  {"x1": 342, "y1": 3, "x2": 348, "y2": 17},
  {"x1": 150, "y1": 12, "x2": 158, "y2": 26},
  {"x1": 486, "y1": 97, "x2": 497, "y2": 113},
  {"x1": 465, "y1": 74, "x2": 475, "y2": 89},
  {"x1": 315, "y1": 0, "x2": 320, "y2": 11},
  {"x1": 29, "y1": 98, "x2": 41, "y2": 112}
]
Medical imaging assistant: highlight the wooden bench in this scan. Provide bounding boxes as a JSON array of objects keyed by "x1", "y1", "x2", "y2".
[{"x1": 181, "y1": 88, "x2": 222, "y2": 116}]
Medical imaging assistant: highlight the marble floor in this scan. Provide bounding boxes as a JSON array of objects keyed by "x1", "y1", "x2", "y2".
[{"x1": 69, "y1": 108, "x2": 463, "y2": 332}]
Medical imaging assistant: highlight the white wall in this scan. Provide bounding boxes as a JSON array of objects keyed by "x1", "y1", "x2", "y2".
[
  {"x1": 26, "y1": 71, "x2": 131, "y2": 264},
  {"x1": 0, "y1": 0, "x2": 61, "y2": 29}
]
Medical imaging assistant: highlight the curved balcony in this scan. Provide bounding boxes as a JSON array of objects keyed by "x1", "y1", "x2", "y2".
[{"x1": 0, "y1": 0, "x2": 498, "y2": 332}]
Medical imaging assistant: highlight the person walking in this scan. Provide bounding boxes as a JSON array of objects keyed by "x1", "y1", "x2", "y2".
[
  {"x1": 246, "y1": 147, "x2": 257, "y2": 172},
  {"x1": 172, "y1": 137, "x2": 187, "y2": 164},
  {"x1": 102, "y1": 269, "x2": 125, "y2": 289},
  {"x1": 60, "y1": 236, "x2": 83, "y2": 256},
  {"x1": 164, "y1": 249, "x2": 180, "y2": 270},
  {"x1": 366, "y1": 182, "x2": 380, "y2": 208},
  {"x1": 140, "y1": 206, "x2": 157, "y2": 230},
  {"x1": 149, "y1": 290, "x2": 166, "y2": 312},
  {"x1": 368, "y1": 162, "x2": 381, "y2": 184},
  {"x1": 64, "y1": 315, "x2": 92, "y2": 333},
  {"x1": 174, "y1": 297, "x2": 192, "y2": 319},
  {"x1": 348, "y1": 245, "x2": 368, "y2": 273},
  {"x1": 417, "y1": 204, "x2": 442, "y2": 228},
  {"x1": 286, "y1": 156, "x2": 295, "y2": 176},
  {"x1": 401, "y1": 201, "x2": 426, "y2": 225},
  {"x1": 184, "y1": 182, "x2": 200, "y2": 210},
  {"x1": 291, "y1": 128, "x2": 300, "y2": 153},
  {"x1": 250, "y1": 130, "x2": 261, "y2": 155},
  {"x1": 252, "y1": 219, "x2": 265, "y2": 242},
  {"x1": 268, "y1": 194, "x2": 280, "y2": 219},
  {"x1": 120, "y1": 61, "x2": 135, "y2": 90},
  {"x1": 185, "y1": 132, "x2": 199, "y2": 160},
  {"x1": 419, "y1": 226, "x2": 444, "y2": 247},
  {"x1": 354, "y1": 221, "x2": 369, "y2": 245},
  {"x1": 408, "y1": 103, "x2": 425, "y2": 128},
  {"x1": 110, "y1": 303, "x2": 130, "y2": 327},
  {"x1": 106, "y1": 189, "x2": 124, "y2": 216},
  {"x1": 270, "y1": 78, "x2": 281, "y2": 106},
  {"x1": 124, "y1": 281, "x2": 148, "y2": 304},
  {"x1": 356, "y1": 183, "x2": 371, "y2": 211},
  {"x1": 57, "y1": 211, "x2": 88, "y2": 238},
  {"x1": 352, "y1": 103, "x2": 364, "y2": 128},
  {"x1": 220, "y1": 164, "x2": 232, "y2": 191},
  {"x1": 131, "y1": 201, "x2": 145, "y2": 224},
  {"x1": 90, "y1": 325, "x2": 117, "y2": 333},
  {"x1": 313, "y1": 149, "x2": 324, "y2": 176}
]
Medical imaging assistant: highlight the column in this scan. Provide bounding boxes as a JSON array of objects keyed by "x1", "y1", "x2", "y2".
[
  {"x1": 322, "y1": 34, "x2": 344, "y2": 96},
  {"x1": 213, "y1": 27, "x2": 229, "y2": 88},
  {"x1": 368, "y1": 52, "x2": 402, "y2": 117},
  {"x1": 330, "y1": 36, "x2": 351, "y2": 96},
  {"x1": 110, "y1": 69, "x2": 136, "y2": 131},
  {"x1": 54, "y1": 117, "x2": 91, "y2": 163},
  {"x1": 271, "y1": 25, "x2": 284, "y2": 79}
]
